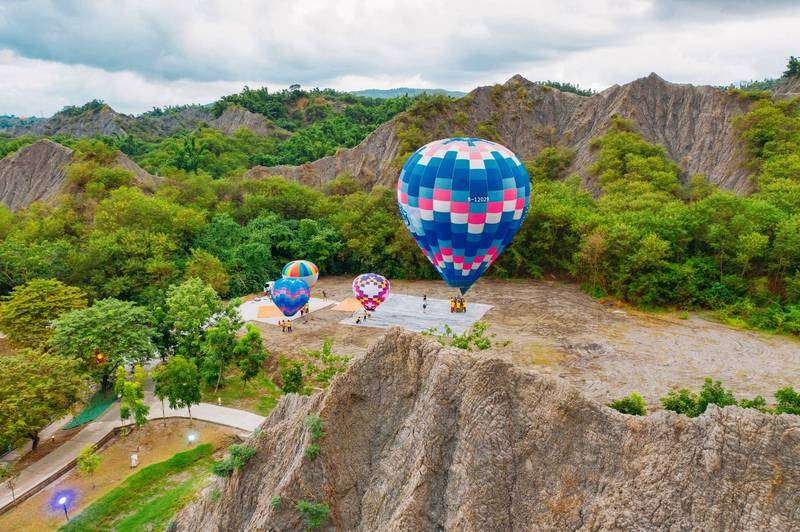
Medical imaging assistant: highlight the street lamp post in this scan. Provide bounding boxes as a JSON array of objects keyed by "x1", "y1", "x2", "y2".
[{"x1": 58, "y1": 496, "x2": 70, "y2": 521}]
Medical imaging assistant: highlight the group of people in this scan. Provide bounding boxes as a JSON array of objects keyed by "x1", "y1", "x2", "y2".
[
  {"x1": 450, "y1": 296, "x2": 466, "y2": 313},
  {"x1": 298, "y1": 303, "x2": 310, "y2": 316},
  {"x1": 355, "y1": 310, "x2": 371, "y2": 324},
  {"x1": 278, "y1": 319, "x2": 293, "y2": 332}
]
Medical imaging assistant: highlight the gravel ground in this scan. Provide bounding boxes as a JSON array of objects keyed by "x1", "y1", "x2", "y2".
[{"x1": 253, "y1": 276, "x2": 800, "y2": 409}]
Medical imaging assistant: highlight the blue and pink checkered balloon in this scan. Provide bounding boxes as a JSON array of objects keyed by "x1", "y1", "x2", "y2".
[
  {"x1": 397, "y1": 138, "x2": 531, "y2": 294},
  {"x1": 272, "y1": 277, "x2": 310, "y2": 317}
]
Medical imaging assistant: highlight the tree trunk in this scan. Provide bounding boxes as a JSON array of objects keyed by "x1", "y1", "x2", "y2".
[
  {"x1": 31, "y1": 432, "x2": 39, "y2": 451},
  {"x1": 214, "y1": 362, "x2": 224, "y2": 393},
  {"x1": 161, "y1": 399, "x2": 166, "y2": 427},
  {"x1": 101, "y1": 372, "x2": 110, "y2": 391},
  {"x1": 188, "y1": 405, "x2": 193, "y2": 426}
]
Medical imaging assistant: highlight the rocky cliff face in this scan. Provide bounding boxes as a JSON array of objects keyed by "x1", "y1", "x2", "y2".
[
  {"x1": 0, "y1": 140, "x2": 160, "y2": 210},
  {"x1": 209, "y1": 105, "x2": 291, "y2": 138},
  {"x1": 249, "y1": 74, "x2": 757, "y2": 193},
  {"x1": 175, "y1": 329, "x2": 800, "y2": 531},
  {"x1": 0, "y1": 140, "x2": 73, "y2": 210},
  {"x1": 775, "y1": 76, "x2": 800, "y2": 99}
]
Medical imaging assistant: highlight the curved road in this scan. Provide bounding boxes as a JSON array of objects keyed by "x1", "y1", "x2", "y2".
[{"x1": 0, "y1": 392, "x2": 265, "y2": 512}]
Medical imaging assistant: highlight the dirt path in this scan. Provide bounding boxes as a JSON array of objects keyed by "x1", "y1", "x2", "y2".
[{"x1": 259, "y1": 277, "x2": 800, "y2": 409}]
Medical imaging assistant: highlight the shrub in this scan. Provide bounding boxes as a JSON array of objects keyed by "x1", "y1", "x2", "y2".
[
  {"x1": 212, "y1": 444, "x2": 256, "y2": 477},
  {"x1": 661, "y1": 378, "x2": 737, "y2": 417},
  {"x1": 304, "y1": 414, "x2": 325, "y2": 460},
  {"x1": 304, "y1": 443, "x2": 320, "y2": 460},
  {"x1": 775, "y1": 387, "x2": 800, "y2": 415},
  {"x1": 305, "y1": 415, "x2": 325, "y2": 441},
  {"x1": 296, "y1": 500, "x2": 330, "y2": 530},
  {"x1": 428, "y1": 322, "x2": 494, "y2": 351},
  {"x1": 281, "y1": 361, "x2": 304, "y2": 394},
  {"x1": 738, "y1": 396, "x2": 770, "y2": 412},
  {"x1": 270, "y1": 495, "x2": 281, "y2": 510},
  {"x1": 697, "y1": 378, "x2": 737, "y2": 413},
  {"x1": 661, "y1": 388, "x2": 700, "y2": 417},
  {"x1": 608, "y1": 393, "x2": 647, "y2": 415}
]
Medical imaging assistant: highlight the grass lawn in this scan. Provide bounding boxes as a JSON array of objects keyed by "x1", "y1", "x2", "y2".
[
  {"x1": 202, "y1": 368, "x2": 283, "y2": 416},
  {"x1": 61, "y1": 444, "x2": 215, "y2": 532}
]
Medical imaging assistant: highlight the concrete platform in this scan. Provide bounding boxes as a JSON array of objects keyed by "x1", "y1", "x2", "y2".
[
  {"x1": 339, "y1": 293, "x2": 492, "y2": 334},
  {"x1": 238, "y1": 297, "x2": 335, "y2": 324}
]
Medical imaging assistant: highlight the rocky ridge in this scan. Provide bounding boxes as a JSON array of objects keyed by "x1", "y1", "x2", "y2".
[
  {"x1": 175, "y1": 329, "x2": 800, "y2": 531},
  {"x1": 0, "y1": 140, "x2": 159, "y2": 210},
  {"x1": 248, "y1": 73, "x2": 759, "y2": 193},
  {"x1": 4, "y1": 102, "x2": 288, "y2": 139}
]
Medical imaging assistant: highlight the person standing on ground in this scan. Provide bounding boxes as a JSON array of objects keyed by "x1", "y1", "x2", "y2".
[
  {"x1": 322, "y1": 290, "x2": 327, "y2": 300},
  {"x1": 279, "y1": 320, "x2": 285, "y2": 333},
  {"x1": 287, "y1": 320, "x2": 293, "y2": 333}
]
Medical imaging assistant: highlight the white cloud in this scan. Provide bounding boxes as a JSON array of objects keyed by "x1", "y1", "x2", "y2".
[{"x1": 0, "y1": 0, "x2": 797, "y2": 116}]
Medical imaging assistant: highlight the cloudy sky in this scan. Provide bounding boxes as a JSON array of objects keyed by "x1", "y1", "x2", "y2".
[{"x1": 0, "y1": 0, "x2": 797, "y2": 116}]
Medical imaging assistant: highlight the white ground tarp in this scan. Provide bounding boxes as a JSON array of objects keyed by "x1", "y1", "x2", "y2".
[{"x1": 338, "y1": 293, "x2": 492, "y2": 334}]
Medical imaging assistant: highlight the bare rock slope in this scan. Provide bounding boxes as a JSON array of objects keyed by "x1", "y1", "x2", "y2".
[
  {"x1": 209, "y1": 105, "x2": 291, "y2": 138},
  {"x1": 0, "y1": 140, "x2": 159, "y2": 210},
  {"x1": 175, "y1": 329, "x2": 800, "y2": 531},
  {"x1": 250, "y1": 74, "x2": 756, "y2": 193}
]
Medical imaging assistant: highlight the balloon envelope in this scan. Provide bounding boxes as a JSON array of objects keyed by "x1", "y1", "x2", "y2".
[
  {"x1": 352, "y1": 273, "x2": 390, "y2": 311},
  {"x1": 397, "y1": 137, "x2": 531, "y2": 294},
  {"x1": 272, "y1": 277, "x2": 310, "y2": 317},
  {"x1": 282, "y1": 260, "x2": 319, "y2": 288}
]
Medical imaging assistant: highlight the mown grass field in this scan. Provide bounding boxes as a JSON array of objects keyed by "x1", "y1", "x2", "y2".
[{"x1": 61, "y1": 444, "x2": 215, "y2": 532}]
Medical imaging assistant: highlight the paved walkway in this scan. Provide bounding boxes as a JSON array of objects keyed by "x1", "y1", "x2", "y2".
[{"x1": 0, "y1": 393, "x2": 265, "y2": 512}]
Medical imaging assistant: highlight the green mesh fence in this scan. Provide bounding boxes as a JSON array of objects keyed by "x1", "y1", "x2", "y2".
[{"x1": 63, "y1": 389, "x2": 117, "y2": 430}]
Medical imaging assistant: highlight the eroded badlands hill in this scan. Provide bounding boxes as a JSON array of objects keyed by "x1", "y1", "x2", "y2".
[
  {"x1": 248, "y1": 74, "x2": 757, "y2": 193},
  {"x1": 0, "y1": 140, "x2": 159, "y2": 210},
  {"x1": 175, "y1": 329, "x2": 800, "y2": 531}
]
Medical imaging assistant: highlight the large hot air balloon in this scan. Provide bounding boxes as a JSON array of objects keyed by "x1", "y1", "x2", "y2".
[
  {"x1": 353, "y1": 273, "x2": 390, "y2": 311},
  {"x1": 271, "y1": 277, "x2": 310, "y2": 317},
  {"x1": 397, "y1": 137, "x2": 531, "y2": 294},
  {"x1": 282, "y1": 260, "x2": 319, "y2": 288}
]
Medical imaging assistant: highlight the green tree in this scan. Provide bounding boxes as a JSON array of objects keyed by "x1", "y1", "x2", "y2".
[
  {"x1": 76, "y1": 446, "x2": 102, "y2": 487},
  {"x1": 152, "y1": 355, "x2": 202, "y2": 423},
  {"x1": 115, "y1": 366, "x2": 150, "y2": 438},
  {"x1": 166, "y1": 278, "x2": 223, "y2": 358},
  {"x1": 784, "y1": 56, "x2": 800, "y2": 78},
  {"x1": 49, "y1": 298, "x2": 155, "y2": 389},
  {"x1": 0, "y1": 350, "x2": 86, "y2": 450},
  {"x1": 235, "y1": 324, "x2": 267, "y2": 384},
  {"x1": 281, "y1": 361, "x2": 304, "y2": 394},
  {"x1": 185, "y1": 249, "x2": 230, "y2": 296},
  {"x1": 0, "y1": 279, "x2": 87, "y2": 348},
  {"x1": 200, "y1": 306, "x2": 243, "y2": 390},
  {"x1": 608, "y1": 393, "x2": 647, "y2": 415}
]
